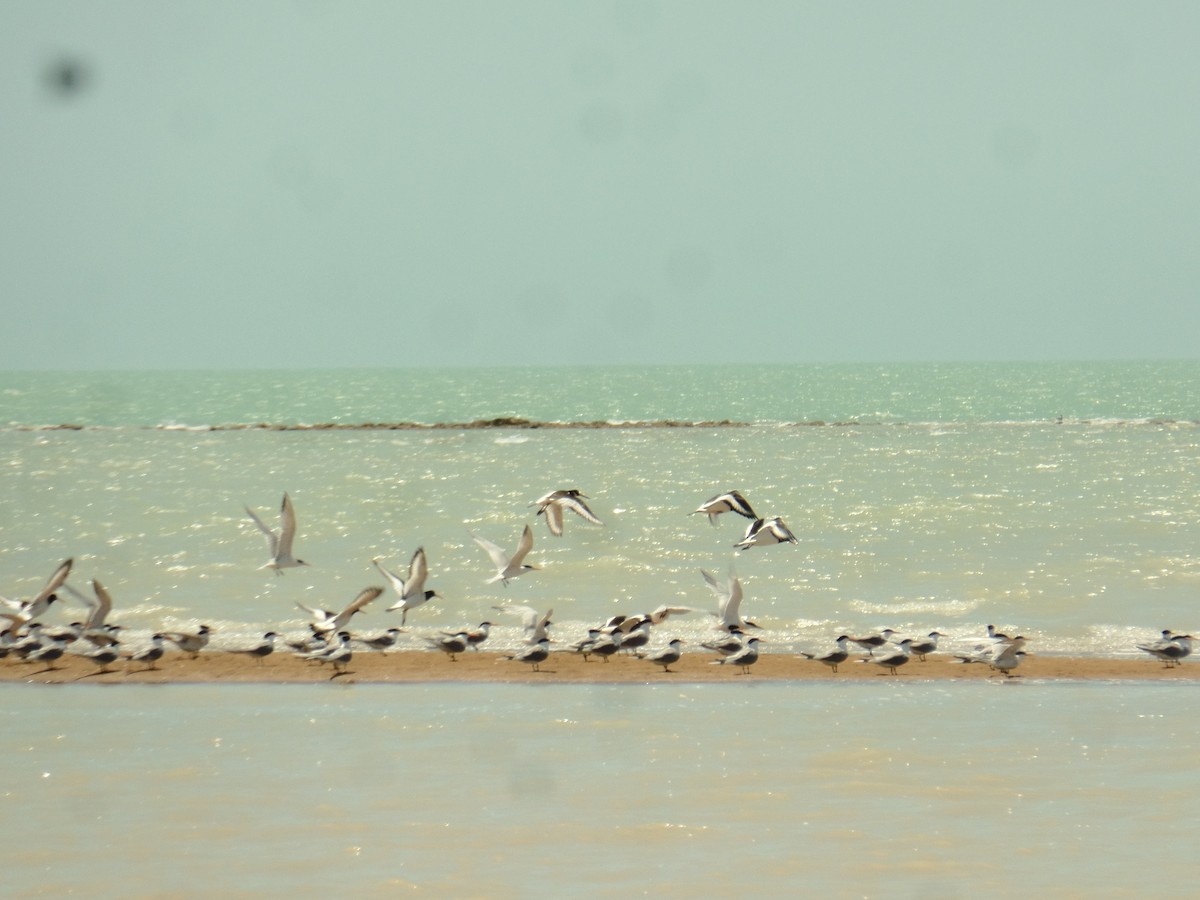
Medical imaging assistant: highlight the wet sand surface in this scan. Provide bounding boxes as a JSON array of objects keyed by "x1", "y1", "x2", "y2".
[{"x1": 4, "y1": 650, "x2": 1197, "y2": 684}]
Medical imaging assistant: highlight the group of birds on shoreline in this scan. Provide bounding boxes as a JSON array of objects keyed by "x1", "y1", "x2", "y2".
[{"x1": 1, "y1": 486, "x2": 1192, "y2": 680}]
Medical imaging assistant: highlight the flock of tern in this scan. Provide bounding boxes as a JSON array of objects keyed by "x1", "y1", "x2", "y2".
[{"x1": 1, "y1": 487, "x2": 1192, "y2": 679}]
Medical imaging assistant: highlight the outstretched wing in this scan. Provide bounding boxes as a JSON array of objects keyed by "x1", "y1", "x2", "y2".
[
  {"x1": 562, "y1": 496, "x2": 603, "y2": 526},
  {"x1": 541, "y1": 502, "x2": 564, "y2": 536},
  {"x1": 245, "y1": 505, "x2": 279, "y2": 555},
  {"x1": 330, "y1": 587, "x2": 384, "y2": 630},
  {"x1": 36, "y1": 558, "x2": 73, "y2": 605},
  {"x1": 493, "y1": 602, "x2": 538, "y2": 630},
  {"x1": 647, "y1": 605, "x2": 694, "y2": 624},
  {"x1": 404, "y1": 547, "x2": 429, "y2": 599},
  {"x1": 277, "y1": 493, "x2": 298, "y2": 557},
  {"x1": 508, "y1": 525, "x2": 535, "y2": 567},
  {"x1": 87, "y1": 579, "x2": 114, "y2": 630},
  {"x1": 472, "y1": 532, "x2": 510, "y2": 570}
]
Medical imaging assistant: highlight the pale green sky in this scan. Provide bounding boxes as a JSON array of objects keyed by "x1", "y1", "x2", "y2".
[{"x1": 3, "y1": 1, "x2": 1199, "y2": 369}]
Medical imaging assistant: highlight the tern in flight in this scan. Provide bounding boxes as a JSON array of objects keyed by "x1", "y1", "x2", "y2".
[{"x1": 245, "y1": 493, "x2": 309, "y2": 574}]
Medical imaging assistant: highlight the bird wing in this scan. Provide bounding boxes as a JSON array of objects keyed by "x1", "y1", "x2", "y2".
[
  {"x1": 87, "y1": 579, "x2": 114, "y2": 630},
  {"x1": 562, "y1": 496, "x2": 603, "y2": 526},
  {"x1": 729, "y1": 491, "x2": 758, "y2": 519},
  {"x1": 245, "y1": 505, "x2": 279, "y2": 555},
  {"x1": 473, "y1": 532, "x2": 510, "y2": 570},
  {"x1": 531, "y1": 608, "x2": 554, "y2": 641},
  {"x1": 700, "y1": 571, "x2": 734, "y2": 626},
  {"x1": 991, "y1": 638, "x2": 1025, "y2": 663},
  {"x1": 371, "y1": 557, "x2": 409, "y2": 595},
  {"x1": 508, "y1": 524, "x2": 535, "y2": 567},
  {"x1": 700, "y1": 568, "x2": 726, "y2": 599},
  {"x1": 769, "y1": 517, "x2": 798, "y2": 543},
  {"x1": 992, "y1": 644, "x2": 1020, "y2": 664},
  {"x1": 692, "y1": 495, "x2": 720, "y2": 523},
  {"x1": 493, "y1": 602, "x2": 538, "y2": 630},
  {"x1": 296, "y1": 601, "x2": 336, "y2": 624},
  {"x1": 648, "y1": 605, "x2": 694, "y2": 624},
  {"x1": 277, "y1": 493, "x2": 298, "y2": 557},
  {"x1": 735, "y1": 518, "x2": 765, "y2": 548},
  {"x1": 63, "y1": 581, "x2": 94, "y2": 610},
  {"x1": 34, "y1": 558, "x2": 73, "y2": 605},
  {"x1": 330, "y1": 587, "x2": 384, "y2": 631},
  {"x1": 725, "y1": 572, "x2": 744, "y2": 622},
  {"x1": 541, "y1": 502, "x2": 565, "y2": 536},
  {"x1": 404, "y1": 547, "x2": 429, "y2": 598}
]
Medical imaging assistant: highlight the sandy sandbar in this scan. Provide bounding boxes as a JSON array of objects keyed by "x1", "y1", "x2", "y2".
[{"x1": 2, "y1": 650, "x2": 1196, "y2": 685}]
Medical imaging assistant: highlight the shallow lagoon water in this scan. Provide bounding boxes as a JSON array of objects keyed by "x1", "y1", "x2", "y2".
[{"x1": 5, "y1": 681, "x2": 1199, "y2": 897}]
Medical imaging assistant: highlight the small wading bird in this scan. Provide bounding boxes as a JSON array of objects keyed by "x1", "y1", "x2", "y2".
[
  {"x1": 641, "y1": 638, "x2": 684, "y2": 673},
  {"x1": 700, "y1": 627, "x2": 746, "y2": 658},
  {"x1": 162, "y1": 625, "x2": 211, "y2": 659},
  {"x1": 230, "y1": 632, "x2": 278, "y2": 666},
  {"x1": 531, "y1": 489, "x2": 604, "y2": 536},
  {"x1": 445, "y1": 622, "x2": 493, "y2": 652},
  {"x1": 904, "y1": 631, "x2": 947, "y2": 661},
  {"x1": 1136, "y1": 630, "x2": 1193, "y2": 668},
  {"x1": 847, "y1": 629, "x2": 896, "y2": 656},
  {"x1": 80, "y1": 642, "x2": 123, "y2": 677},
  {"x1": 127, "y1": 633, "x2": 166, "y2": 671},
  {"x1": 954, "y1": 637, "x2": 1028, "y2": 677},
  {"x1": 355, "y1": 628, "x2": 403, "y2": 651},
  {"x1": 801, "y1": 635, "x2": 852, "y2": 673},
  {"x1": 860, "y1": 639, "x2": 914, "y2": 675},
  {"x1": 713, "y1": 636, "x2": 762, "y2": 674},
  {"x1": 23, "y1": 637, "x2": 69, "y2": 674},
  {"x1": 506, "y1": 637, "x2": 551, "y2": 672},
  {"x1": 425, "y1": 631, "x2": 470, "y2": 661},
  {"x1": 473, "y1": 524, "x2": 539, "y2": 585},
  {"x1": 582, "y1": 630, "x2": 622, "y2": 662},
  {"x1": 245, "y1": 492, "x2": 308, "y2": 574},
  {"x1": 569, "y1": 629, "x2": 605, "y2": 660},
  {"x1": 692, "y1": 490, "x2": 758, "y2": 526},
  {"x1": 615, "y1": 616, "x2": 652, "y2": 655},
  {"x1": 374, "y1": 548, "x2": 439, "y2": 625},
  {"x1": 300, "y1": 631, "x2": 353, "y2": 678}
]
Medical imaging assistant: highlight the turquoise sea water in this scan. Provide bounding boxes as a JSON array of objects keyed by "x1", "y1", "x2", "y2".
[
  {"x1": 4, "y1": 361, "x2": 1199, "y2": 427},
  {"x1": 3, "y1": 362, "x2": 1199, "y2": 896}
]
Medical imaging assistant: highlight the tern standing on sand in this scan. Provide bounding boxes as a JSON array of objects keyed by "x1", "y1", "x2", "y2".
[
  {"x1": 506, "y1": 637, "x2": 551, "y2": 672},
  {"x1": 801, "y1": 635, "x2": 852, "y2": 673},
  {"x1": 714, "y1": 636, "x2": 762, "y2": 674}
]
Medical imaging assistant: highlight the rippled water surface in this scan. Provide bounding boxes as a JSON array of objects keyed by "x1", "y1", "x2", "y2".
[
  {"x1": 2, "y1": 421, "x2": 1197, "y2": 656},
  {"x1": 4, "y1": 682, "x2": 1199, "y2": 897}
]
